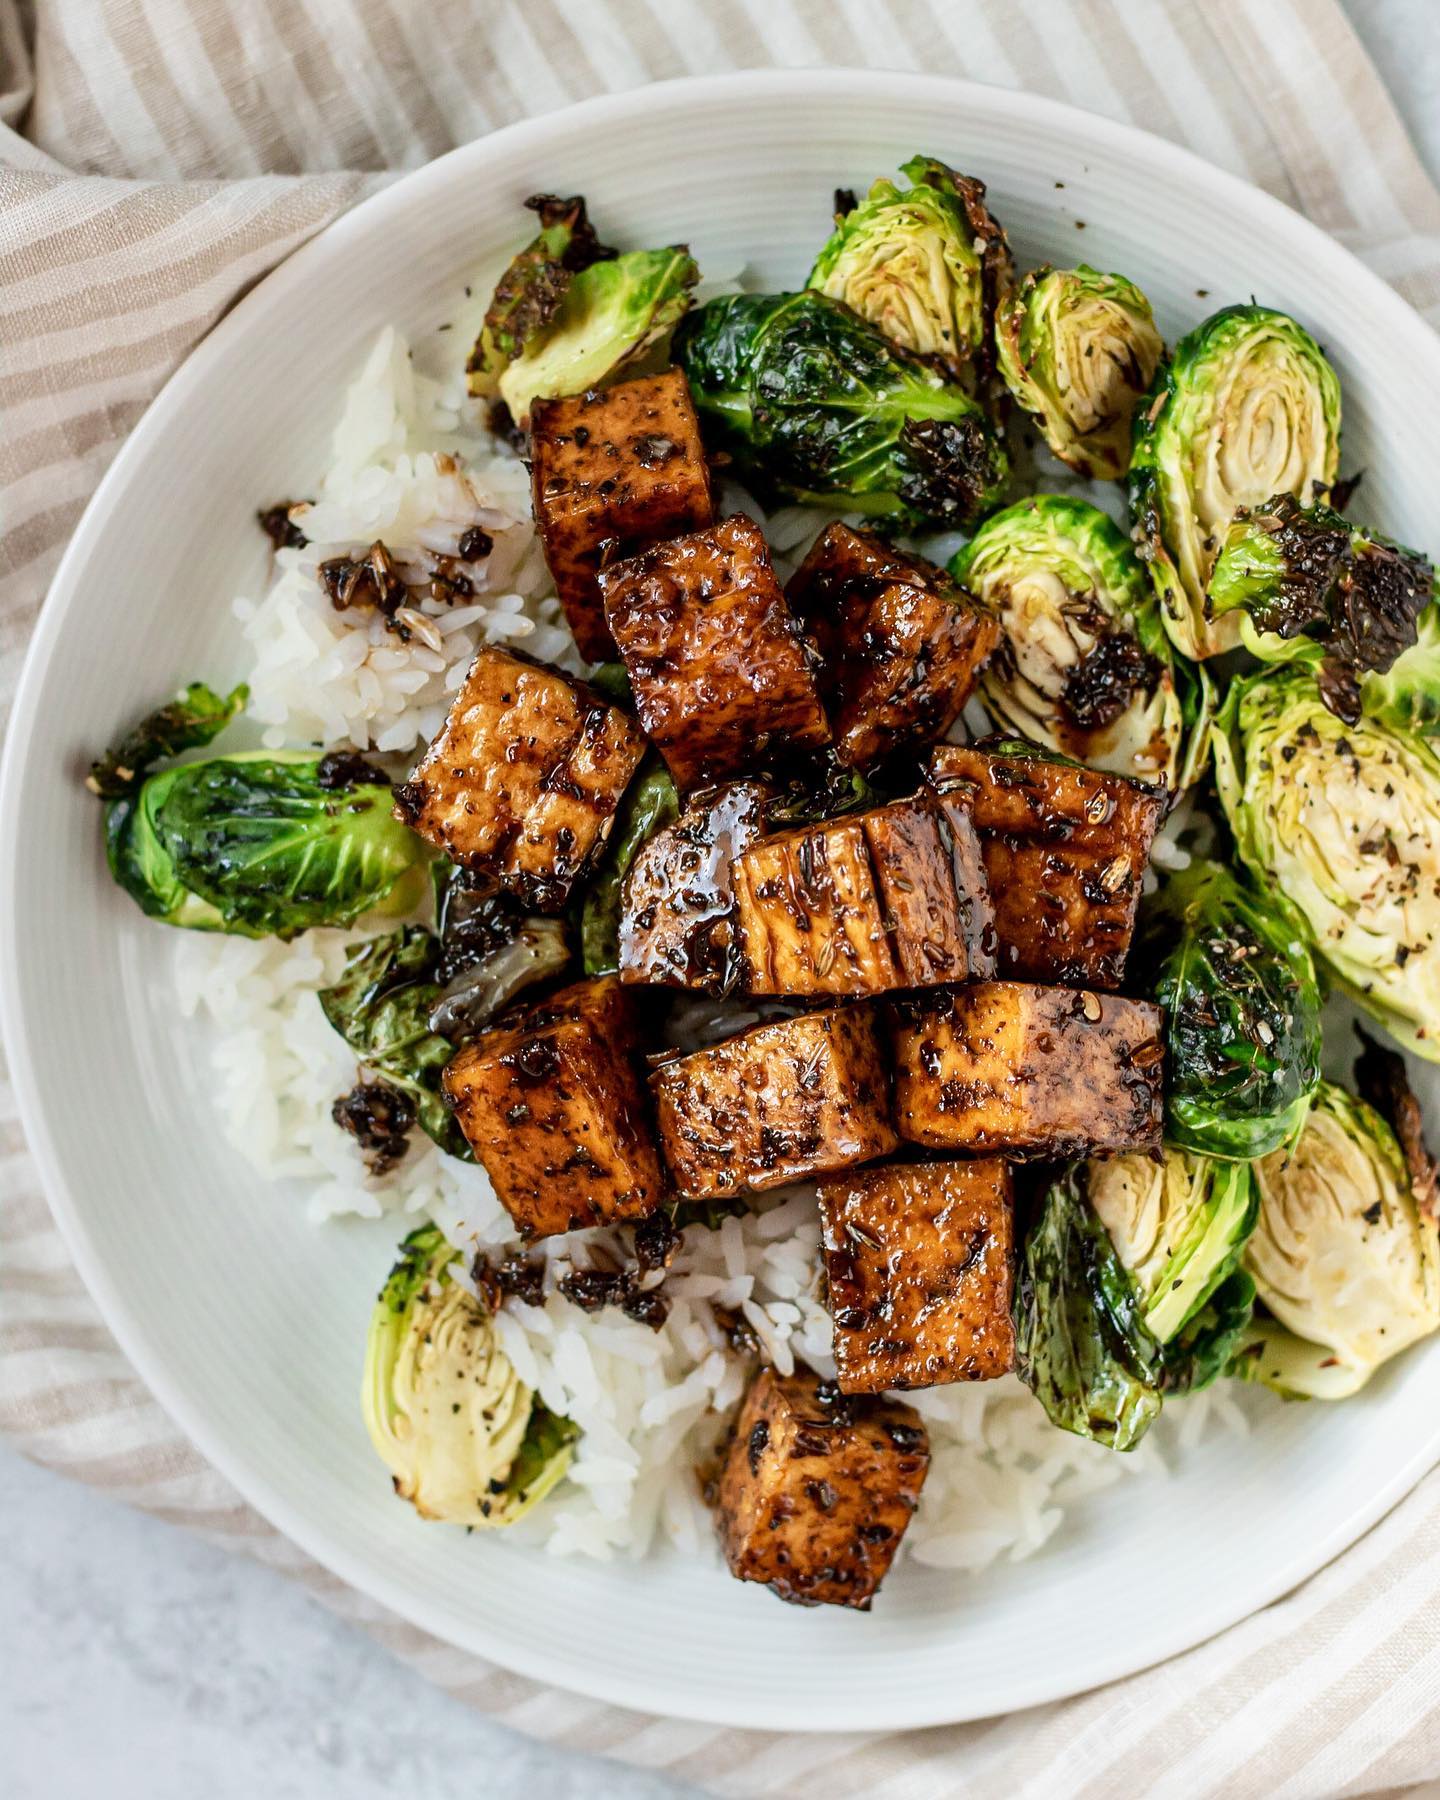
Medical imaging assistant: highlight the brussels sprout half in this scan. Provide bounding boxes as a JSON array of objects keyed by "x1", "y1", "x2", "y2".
[
  {"x1": 1129, "y1": 305, "x2": 1341, "y2": 660},
  {"x1": 1137, "y1": 859, "x2": 1323, "y2": 1161},
  {"x1": 950, "y1": 494, "x2": 1211, "y2": 790},
  {"x1": 579, "y1": 759, "x2": 679, "y2": 976},
  {"x1": 1240, "y1": 1081, "x2": 1440, "y2": 1396},
  {"x1": 1214, "y1": 666, "x2": 1440, "y2": 1061},
  {"x1": 996, "y1": 265, "x2": 1163, "y2": 481},
  {"x1": 364, "y1": 1227, "x2": 577, "y2": 1526},
  {"x1": 808, "y1": 155, "x2": 1011, "y2": 396},
  {"x1": 674, "y1": 290, "x2": 1009, "y2": 530}
]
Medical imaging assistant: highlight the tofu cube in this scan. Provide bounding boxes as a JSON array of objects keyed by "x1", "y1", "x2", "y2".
[
  {"x1": 817, "y1": 1160, "x2": 1015, "y2": 1392},
  {"x1": 442, "y1": 976, "x2": 665, "y2": 1239},
  {"x1": 787, "y1": 523, "x2": 998, "y2": 768},
  {"x1": 651, "y1": 1004, "x2": 897, "y2": 1200},
  {"x1": 928, "y1": 743, "x2": 1163, "y2": 989},
  {"x1": 734, "y1": 796, "x2": 994, "y2": 997},
  {"x1": 600, "y1": 513, "x2": 831, "y2": 791},
  {"x1": 716, "y1": 1365, "x2": 928, "y2": 1609},
  {"x1": 393, "y1": 647, "x2": 645, "y2": 910},
  {"x1": 619, "y1": 781, "x2": 769, "y2": 993},
  {"x1": 529, "y1": 370, "x2": 714, "y2": 661},
  {"x1": 891, "y1": 980, "x2": 1164, "y2": 1159}
]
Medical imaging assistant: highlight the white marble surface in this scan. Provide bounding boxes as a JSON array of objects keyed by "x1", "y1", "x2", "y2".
[{"x1": 3, "y1": 5, "x2": 1436, "y2": 1796}]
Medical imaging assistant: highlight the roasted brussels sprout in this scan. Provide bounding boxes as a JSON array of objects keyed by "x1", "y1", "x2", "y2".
[
  {"x1": 1214, "y1": 666, "x2": 1440, "y2": 1060},
  {"x1": 466, "y1": 193, "x2": 697, "y2": 428},
  {"x1": 103, "y1": 749, "x2": 427, "y2": 937},
  {"x1": 1137, "y1": 859, "x2": 1322, "y2": 1160},
  {"x1": 949, "y1": 495, "x2": 1210, "y2": 789},
  {"x1": 1129, "y1": 305, "x2": 1341, "y2": 660},
  {"x1": 1209, "y1": 494, "x2": 1435, "y2": 724},
  {"x1": 579, "y1": 759, "x2": 680, "y2": 976},
  {"x1": 1238, "y1": 1079, "x2": 1440, "y2": 1396},
  {"x1": 808, "y1": 155, "x2": 1010, "y2": 395},
  {"x1": 996, "y1": 265, "x2": 1162, "y2": 480},
  {"x1": 674, "y1": 291, "x2": 1009, "y2": 530},
  {"x1": 86, "y1": 679, "x2": 247, "y2": 798},
  {"x1": 363, "y1": 1226, "x2": 577, "y2": 1525},
  {"x1": 428, "y1": 867, "x2": 571, "y2": 1041}
]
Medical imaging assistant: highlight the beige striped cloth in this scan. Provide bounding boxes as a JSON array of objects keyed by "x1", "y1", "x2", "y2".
[{"x1": 5, "y1": 1, "x2": 1440, "y2": 1791}]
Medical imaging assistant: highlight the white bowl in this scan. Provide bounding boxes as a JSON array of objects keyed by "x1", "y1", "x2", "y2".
[{"x1": 5, "y1": 70, "x2": 1440, "y2": 1734}]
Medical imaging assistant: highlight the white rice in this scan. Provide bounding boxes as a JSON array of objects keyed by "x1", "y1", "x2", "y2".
[{"x1": 177, "y1": 324, "x2": 1259, "y2": 1571}]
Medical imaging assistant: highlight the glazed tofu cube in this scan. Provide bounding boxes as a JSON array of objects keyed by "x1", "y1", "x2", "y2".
[
  {"x1": 787, "y1": 523, "x2": 998, "y2": 768},
  {"x1": 442, "y1": 976, "x2": 665, "y2": 1239},
  {"x1": 927, "y1": 743, "x2": 1163, "y2": 989},
  {"x1": 716, "y1": 1365, "x2": 928, "y2": 1609},
  {"x1": 600, "y1": 513, "x2": 831, "y2": 791},
  {"x1": 891, "y1": 980, "x2": 1164, "y2": 1159},
  {"x1": 734, "y1": 796, "x2": 993, "y2": 997},
  {"x1": 393, "y1": 647, "x2": 645, "y2": 910},
  {"x1": 529, "y1": 370, "x2": 714, "y2": 661},
  {"x1": 650, "y1": 1005, "x2": 897, "y2": 1200},
  {"x1": 817, "y1": 1160, "x2": 1015, "y2": 1392},
  {"x1": 619, "y1": 781, "x2": 768, "y2": 993}
]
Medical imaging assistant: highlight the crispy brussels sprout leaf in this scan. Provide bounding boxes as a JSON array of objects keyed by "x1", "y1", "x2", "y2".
[
  {"x1": 1137, "y1": 860, "x2": 1323, "y2": 1160},
  {"x1": 1214, "y1": 666, "x2": 1440, "y2": 1060},
  {"x1": 578, "y1": 759, "x2": 679, "y2": 977},
  {"x1": 428, "y1": 864, "x2": 571, "y2": 1039},
  {"x1": 996, "y1": 264, "x2": 1162, "y2": 480},
  {"x1": 675, "y1": 290, "x2": 1009, "y2": 529},
  {"x1": 1361, "y1": 604, "x2": 1440, "y2": 737},
  {"x1": 808, "y1": 154, "x2": 1011, "y2": 395},
  {"x1": 320, "y1": 928, "x2": 472, "y2": 1161},
  {"x1": 1209, "y1": 495, "x2": 1435, "y2": 724},
  {"x1": 762, "y1": 758, "x2": 877, "y2": 827},
  {"x1": 1129, "y1": 305, "x2": 1341, "y2": 660},
  {"x1": 363, "y1": 1227, "x2": 577, "y2": 1526},
  {"x1": 87, "y1": 680, "x2": 248, "y2": 799}
]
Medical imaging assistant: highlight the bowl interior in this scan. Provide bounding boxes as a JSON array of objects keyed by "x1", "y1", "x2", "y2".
[{"x1": 6, "y1": 71, "x2": 1440, "y2": 1732}]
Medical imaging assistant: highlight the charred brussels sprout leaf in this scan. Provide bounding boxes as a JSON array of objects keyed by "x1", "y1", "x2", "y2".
[
  {"x1": 807, "y1": 154, "x2": 1011, "y2": 396},
  {"x1": 104, "y1": 751, "x2": 426, "y2": 937},
  {"x1": 950, "y1": 494, "x2": 1211, "y2": 790},
  {"x1": 428, "y1": 864, "x2": 571, "y2": 1039},
  {"x1": 1129, "y1": 305, "x2": 1341, "y2": 660},
  {"x1": 1137, "y1": 859, "x2": 1322, "y2": 1160},
  {"x1": 1209, "y1": 494, "x2": 1435, "y2": 724},
  {"x1": 675, "y1": 290, "x2": 1009, "y2": 529},
  {"x1": 762, "y1": 758, "x2": 877, "y2": 827},
  {"x1": 1214, "y1": 666, "x2": 1440, "y2": 1061},
  {"x1": 363, "y1": 1226, "x2": 577, "y2": 1526},
  {"x1": 579, "y1": 760, "x2": 679, "y2": 976},
  {"x1": 995, "y1": 264, "x2": 1162, "y2": 480},
  {"x1": 87, "y1": 680, "x2": 248, "y2": 799},
  {"x1": 319, "y1": 928, "x2": 471, "y2": 1161}
]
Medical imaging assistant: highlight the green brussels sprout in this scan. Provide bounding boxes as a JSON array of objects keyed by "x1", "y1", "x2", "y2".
[
  {"x1": 86, "y1": 679, "x2": 247, "y2": 798},
  {"x1": 674, "y1": 290, "x2": 1009, "y2": 530},
  {"x1": 579, "y1": 759, "x2": 679, "y2": 977},
  {"x1": 995, "y1": 265, "x2": 1163, "y2": 480},
  {"x1": 1214, "y1": 666, "x2": 1440, "y2": 1061},
  {"x1": 1137, "y1": 859, "x2": 1322, "y2": 1160},
  {"x1": 1209, "y1": 494, "x2": 1435, "y2": 724},
  {"x1": 1129, "y1": 305, "x2": 1341, "y2": 660},
  {"x1": 466, "y1": 193, "x2": 697, "y2": 428},
  {"x1": 949, "y1": 494, "x2": 1211, "y2": 789},
  {"x1": 104, "y1": 750, "x2": 427, "y2": 938},
  {"x1": 807, "y1": 155, "x2": 1010, "y2": 395},
  {"x1": 364, "y1": 1226, "x2": 577, "y2": 1526},
  {"x1": 1239, "y1": 1078, "x2": 1440, "y2": 1396}
]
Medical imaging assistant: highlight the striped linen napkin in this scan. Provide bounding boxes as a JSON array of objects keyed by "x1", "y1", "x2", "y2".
[{"x1": 5, "y1": 2, "x2": 1440, "y2": 1792}]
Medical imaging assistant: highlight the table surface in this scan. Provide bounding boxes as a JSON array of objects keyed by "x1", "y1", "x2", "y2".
[{"x1": 4, "y1": 4, "x2": 1436, "y2": 1795}]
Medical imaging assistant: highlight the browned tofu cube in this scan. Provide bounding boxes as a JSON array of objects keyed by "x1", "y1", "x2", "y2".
[
  {"x1": 891, "y1": 980, "x2": 1164, "y2": 1159},
  {"x1": 442, "y1": 976, "x2": 665, "y2": 1239},
  {"x1": 600, "y1": 513, "x2": 831, "y2": 791},
  {"x1": 734, "y1": 796, "x2": 994, "y2": 997},
  {"x1": 715, "y1": 1365, "x2": 928, "y2": 1609},
  {"x1": 651, "y1": 1005, "x2": 897, "y2": 1200},
  {"x1": 927, "y1": 742, "x2": 1163, "y2": 989},
  {"x1": 393, "y1": 647, "x2": 645, "y2": 910},
  {"x1": 529, "y1": 370, "x2": 714, "y2": 661},
  {"x1": 619, "y1": 781, "x2": 768, "y2": 993},
  {"x1": 817, "y1": 1160, "x2": 1015, "y2": 1392},
  {"x1": 787, "y1": 523, "x2": 998, "y2": 768}
]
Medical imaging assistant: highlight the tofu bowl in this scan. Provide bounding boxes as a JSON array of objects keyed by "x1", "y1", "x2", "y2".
[{"x1": 6, "y1": 70, "x2": 1440, "y2": 1731}]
